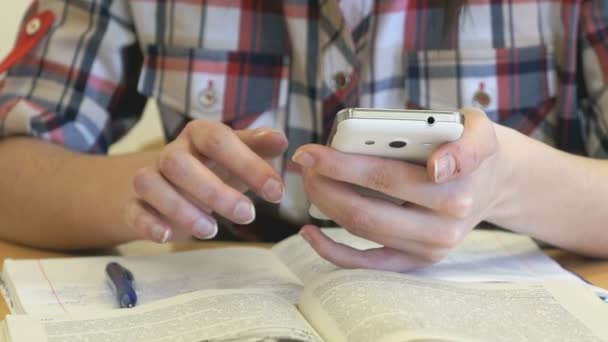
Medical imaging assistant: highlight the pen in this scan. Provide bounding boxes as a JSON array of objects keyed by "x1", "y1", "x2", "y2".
[{"x1": 105, "y1": 262, "x2": 137, "y2": 308}]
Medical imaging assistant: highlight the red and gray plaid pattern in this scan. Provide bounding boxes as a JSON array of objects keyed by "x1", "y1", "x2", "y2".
[
  {"x1": 1, "y1": 0, "x2": 608, "y2": 235},
  {"x1": 139, "y1": 45, "x2": 290, "y2": 131}
]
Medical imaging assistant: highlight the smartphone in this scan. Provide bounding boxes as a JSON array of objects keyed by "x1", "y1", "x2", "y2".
[{"x1": 309, "y1": 108, "x2": 465, "y2": 220}]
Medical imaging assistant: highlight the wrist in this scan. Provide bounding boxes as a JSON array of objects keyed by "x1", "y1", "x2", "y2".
[
  {"x1": 484, "y1": 124, "x2": 569, "y2": 233},
  {"x1": 484, "y1": 124, "x2": 523, "y2": 227}
]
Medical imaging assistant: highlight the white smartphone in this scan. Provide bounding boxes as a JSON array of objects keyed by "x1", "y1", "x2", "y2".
[{"x1": 309, "y1": 108, "x2": 465, "y2": 220}]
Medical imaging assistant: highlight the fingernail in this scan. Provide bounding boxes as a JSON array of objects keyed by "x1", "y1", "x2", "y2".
[
  {"x1": 434, "y1": 154, "x2": 456, "y2": 183},
  {"x1": 299, "y1": 229, "x2": 313, "y2": 244},
  {"x1": 234, "y1": 201, "x2": 256, "y2": 224},
  {"x1": 192, "y1": 217, "x2": 217, "y2": 239},
  {"x1": 292, "y1": 151, "x2": 314, "y2": 168},
  {"x1": 262, "y1": 179, "x2": 284, "y2": 203},
  {"x1": 151, "y1": 224, "x2": 171, "y2": 243}
]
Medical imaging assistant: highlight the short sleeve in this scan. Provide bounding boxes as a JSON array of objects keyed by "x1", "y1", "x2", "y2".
[{"x1": 0, "y1": 0, "x2": 147, "y2": 153}]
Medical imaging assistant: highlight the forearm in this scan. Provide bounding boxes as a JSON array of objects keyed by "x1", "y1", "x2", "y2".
[
  {"x1": 0, "y1": 137, "x2": 158, "y2": 250},
  {"x1": 489, "y1": 126, "x2": 608, "y2": 257}
]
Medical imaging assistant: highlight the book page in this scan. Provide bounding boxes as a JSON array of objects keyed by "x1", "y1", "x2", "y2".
[
  {"x1": 2, "y1": 247, "x2": 303, "y2": 314},
  {"x1": 299, "y1": 270, "x2": 608, "y2": 342},
  {"x1": 5, "y1": 289, "x2": 323, "y2": 342},
  {"x1": 272, "y1": 228, "x2": 381, "y2": 284},
  {"x1": 272, "y1": 228, "x2": 595, "y2": 286}
]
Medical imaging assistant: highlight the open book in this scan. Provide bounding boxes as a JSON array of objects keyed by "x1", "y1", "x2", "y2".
[
  {"x1": 2, "y1": 228, "x2": 608, "y2": 341},
  {"x1": 1, "y1": 228, "x2": 605, "y2": 315},
  {"x1": 2, "y1": 270, "x2": 608, "y2": 341}
]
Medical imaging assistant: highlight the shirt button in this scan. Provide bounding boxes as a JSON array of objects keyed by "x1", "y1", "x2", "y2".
[
  {"x1": 199, "y1": 80, "x2": 218, "y2": 108},
  {"x1": 25, "y1": 18, "x2": 41, "y2": 36},
  {"x1": 331, "y1": 71, "x2": 350, "y2": 91},
  {"x1": 472, "y1": 82, "x2": 491, "y2": 109}
]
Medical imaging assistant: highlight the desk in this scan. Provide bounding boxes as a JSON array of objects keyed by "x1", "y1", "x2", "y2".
[{"x1": 0, "y1": 240, "x2": 607, "y2": 319}]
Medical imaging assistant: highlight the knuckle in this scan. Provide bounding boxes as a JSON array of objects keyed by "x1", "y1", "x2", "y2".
[
  {"x1": 182, "y1": 121, "x2": 197, "y2": 135},
  {"x1": 439, "y1": 192, "x2": 474, "y2": 219},
  {"x1": 132, "y1": 167, "x2": 156, "y2": 196},
  {"x1": 183, "y1": 119, "x2": 207, "y2": 135},
  {"x1": 202, "y1": 122, "x2": 231, "y2": 154},
  {"x1": 158, "y1": 149, "x2": 189, "y2": 179}
]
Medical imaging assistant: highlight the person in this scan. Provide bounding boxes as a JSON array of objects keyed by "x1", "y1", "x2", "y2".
[{"x1": 0, "y1": 0, "x2": 607, "y2": 271}]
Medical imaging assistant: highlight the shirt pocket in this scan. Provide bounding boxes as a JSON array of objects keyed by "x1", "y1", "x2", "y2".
[
  {"x1": 405, "y1": 45, "x2": 557, "y2": 133},
  {"x1": 138, "y1": 45, "x2": 290, "y2": 131}
]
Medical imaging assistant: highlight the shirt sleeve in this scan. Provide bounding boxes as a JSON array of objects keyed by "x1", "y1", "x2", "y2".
[
  {"x1": 579, "y1": 0, "x2": 608, "y2": 158},
  {"x1": 0, "y1": 0, "x2": 147, "y2": 154}
]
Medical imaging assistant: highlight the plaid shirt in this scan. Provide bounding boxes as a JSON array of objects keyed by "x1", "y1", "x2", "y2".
[{"x1": 2, "y1": 0, "x2": 608, "y2": 238}]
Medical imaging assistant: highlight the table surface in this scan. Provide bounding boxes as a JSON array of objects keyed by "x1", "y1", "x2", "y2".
[{"x1": 0, "y1": 239, "x2": 607, "y2": 319}]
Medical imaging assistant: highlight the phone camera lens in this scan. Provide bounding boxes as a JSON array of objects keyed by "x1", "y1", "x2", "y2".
[
  {"x1": 389, "y1": 141, "x2": 407, "y2": 148},
  {"x1": 365, "y1": 140, "x2": 375, "y2": 145},
  {"x1": 427, "y1": 116, "x2": 436, "y2": 125}
]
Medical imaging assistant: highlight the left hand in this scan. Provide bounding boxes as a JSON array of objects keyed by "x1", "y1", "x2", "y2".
[{"x1": 293, "y1": 107, "x2": 510, "y2": 272}]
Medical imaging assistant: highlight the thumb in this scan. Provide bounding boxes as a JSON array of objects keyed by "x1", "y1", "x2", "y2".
[
  {"x1": 427, "y1": 107, "x2": 497, "y2": 183},
  {"x1": 237, "y1": 127, "x2": 289, "y2": 158}
]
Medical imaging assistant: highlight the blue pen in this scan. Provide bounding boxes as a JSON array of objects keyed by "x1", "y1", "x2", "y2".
[{"x1": 105, "y1": 262, "x2": 137, "y2": 308}]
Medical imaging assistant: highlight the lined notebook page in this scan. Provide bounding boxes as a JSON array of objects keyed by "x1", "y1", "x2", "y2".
[{"x1": 2, "y1": 247, "x2": 302, "y2": 314}]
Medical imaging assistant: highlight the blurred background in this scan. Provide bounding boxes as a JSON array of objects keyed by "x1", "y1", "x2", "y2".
[{"x1": 0, "y1": 1, "x2": 164, "y2": 154}]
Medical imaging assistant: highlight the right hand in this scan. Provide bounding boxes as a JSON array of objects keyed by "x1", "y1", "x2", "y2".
[{"x1": 126, "y1": 120, "x2": 288, "y2": 242}]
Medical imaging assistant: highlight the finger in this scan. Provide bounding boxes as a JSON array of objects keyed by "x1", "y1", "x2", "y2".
[
  {"x1": 196, "y1": 148, "x2": 275, "y2": 194},
  {"x1": 428, "y1": 107, "x2": 497, "y2": 183},
  {"x1": 191, "y1": 127, "x2": 285, "y2": 193},
  {"x1": 188, "y1": 152, "x2": 250, "y2": 194},
  {"x1": 302, "y1": 169, "x2": 462, "y2": 249},
  {"x1": 302, "y1": 224, "x2": 450, "y2": 264},
  {"x1": 293, "y1": 145, "x2": 474, "y2": 217},
  {"x1": 299, "y1": 225, "x2": 433, "y2": 272},
  {"x1": 301, "y1": 167, "x2": 453, "y2": 253},
  {"x1": 133, "y1": 167, "x2": 218, "y2": 239},
  {"x1": 236, "y1": 127, "x2": 289, "y2": 158},
  {"x1": 293, "y1": 144, "x2": 441, "y2": 209},
  {"x1": 185, "y1": 121, "x2": 285, "y2": 203},
  {"x1": 204, "y1": 159, "x2": 249, "y2": 193},
  {"x1": 124, "y1": 199, "x2": 172, "y2": 243},
  {"x1": 157, "y1": 148, "x2": 256, "y2": 225}
]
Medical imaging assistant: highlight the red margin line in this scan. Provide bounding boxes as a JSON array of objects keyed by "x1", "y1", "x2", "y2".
[{"x1": 37, "y1": 260, "x2": 67, "y2": 313}]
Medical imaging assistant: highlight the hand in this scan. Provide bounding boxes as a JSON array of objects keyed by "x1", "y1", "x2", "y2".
[
  {"x1": 293, "y1": 107, "x2": 510, "y2": 271},
  {"x1": 126, "y1": 120, "x2": 288, "y2": 242}
]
